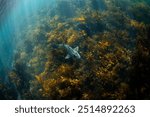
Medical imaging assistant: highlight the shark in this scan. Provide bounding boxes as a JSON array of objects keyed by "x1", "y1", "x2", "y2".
[{"x1": 59, "y1": 44, "x2": 81, "y2": 59}]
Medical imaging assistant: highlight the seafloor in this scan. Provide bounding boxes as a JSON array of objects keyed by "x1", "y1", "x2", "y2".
[{"x1": 0, "y1": 0, "x2": 150, "y2": 99}]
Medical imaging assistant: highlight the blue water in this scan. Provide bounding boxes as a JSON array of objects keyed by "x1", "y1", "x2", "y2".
[{"x1": 0, "y1": 0, "x2": 56, "y2": 81}]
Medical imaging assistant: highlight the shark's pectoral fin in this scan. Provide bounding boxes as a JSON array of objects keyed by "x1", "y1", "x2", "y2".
[
  {"x1": 65, "y1": 54, "x2": 71, "y2": 59},
  {"x1": 74, "y1": 46, "x2": 79, "y2": 51}
]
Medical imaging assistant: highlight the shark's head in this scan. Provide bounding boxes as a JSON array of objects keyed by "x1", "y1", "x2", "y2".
[{"x1": 73, "y1": 51, "x2": 81, "y2": 59}]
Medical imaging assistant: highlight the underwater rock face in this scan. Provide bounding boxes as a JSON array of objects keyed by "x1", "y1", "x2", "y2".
[{"x1": 0, "y1": 0, "x2": 150, "y2": 99}]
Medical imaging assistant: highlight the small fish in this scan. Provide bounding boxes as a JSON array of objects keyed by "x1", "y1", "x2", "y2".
[{"x1": 59, "y1": 44, "x2": 81, "y2": 59}]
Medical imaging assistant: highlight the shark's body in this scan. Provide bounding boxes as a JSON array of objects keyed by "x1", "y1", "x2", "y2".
[{"x1": 59, "y1": 44, "x2": 81, "y2": 59}]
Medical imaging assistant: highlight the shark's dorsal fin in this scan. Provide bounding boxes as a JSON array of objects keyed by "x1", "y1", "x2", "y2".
[
  {"x1": 65, "y1": 54, "x2": 71, "y2": 59},
  {"x1": 74, "y1": 46, "x2": 79, "y2": 51}
]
